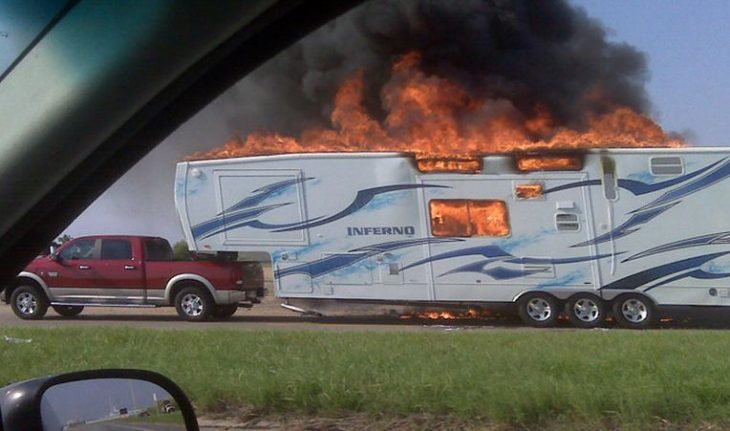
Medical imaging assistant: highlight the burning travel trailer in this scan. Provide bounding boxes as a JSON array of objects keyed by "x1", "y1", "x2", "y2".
[{"x1": 173, "y1": 0, "x2": 724, "y2": 328}]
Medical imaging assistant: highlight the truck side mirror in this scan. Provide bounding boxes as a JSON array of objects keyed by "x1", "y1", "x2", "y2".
[
  {"x1": 49, "y1": 246, "x2": 58, "y2": 261},
  {"x1": 0, "y1": 369, "x2": 198, "y2": 430}
]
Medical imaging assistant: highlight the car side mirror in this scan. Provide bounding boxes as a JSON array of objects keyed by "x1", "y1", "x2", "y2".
[{"x1": 0, "y1": 369, "x2": 198, "y2": 431}]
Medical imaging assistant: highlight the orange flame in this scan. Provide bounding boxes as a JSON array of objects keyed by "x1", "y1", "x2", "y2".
[
  {"x1": 515, "y1": 154, "x2": 584, "y2": 171},
  {"x1": 400, "y1": 308, "x2": 494, "y2": 320},
  {"x1": 186, "y1": 52, "x2": 684, "y2": 162},
  {"x1": 429, "y1": 200, "x2": 510, "y2": 237},
  {"x1": 514, "y1": 183, "x2": 544, "y2": 199}
]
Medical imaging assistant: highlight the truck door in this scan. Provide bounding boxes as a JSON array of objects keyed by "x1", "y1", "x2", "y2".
[
  {"x1": 420, "y1": 174, "x2": 597, "y2": 302},
  {"x1": 45, "y1": 238, "x2": 99, "y2": 300},
  {"x1": 52, "y1": 238, "x2": 145, "y2": 303}
]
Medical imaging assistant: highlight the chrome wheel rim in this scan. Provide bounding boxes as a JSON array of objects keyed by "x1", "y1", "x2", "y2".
[
  {"x1": 16, "y1": 292, "x2": 37, "y2": 315},
  {"x1": 573, "y1": 298, "x2": 600, "y2": 323},
  {"x1": 621, "y1": 299, "x2": 648, "y2": 323},
  {"x1": 526, "y1": 298, "x2": 552, "y2": 322},
  {"x1": 181, "y1": 294, "x2": 204, "y2": 316}
]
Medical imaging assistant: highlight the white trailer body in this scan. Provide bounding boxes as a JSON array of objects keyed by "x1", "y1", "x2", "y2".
[{"x1": 175, "y1": 149, "x2": 730, "y2": 323}]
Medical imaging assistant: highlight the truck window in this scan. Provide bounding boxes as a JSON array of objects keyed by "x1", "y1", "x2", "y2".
[
  {"x1": 59, "y1": 239, "x2": 96, "y2": 260},
  {"x1": 100, "y1": 239, "x2": 133, "y2": 260},
  {"x1": 429, "y1": 199, "x2": 511, "y2": 237},
  {"x1": 144, "y1": 239, "x2": 174, "y2": 261}
]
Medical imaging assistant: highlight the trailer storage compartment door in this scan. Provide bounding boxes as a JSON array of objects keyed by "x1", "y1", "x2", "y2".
[
  {"x1": 214, "y1": 169, "x2": 309, "y2": 246},
  {"x1": 420, "y1": 174, "x2": 598, "y2": 302}
]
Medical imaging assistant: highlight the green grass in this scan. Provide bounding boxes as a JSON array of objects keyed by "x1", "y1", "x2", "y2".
[{"x1": 2, "y1": 327, "x2": 730, "y2": 428}]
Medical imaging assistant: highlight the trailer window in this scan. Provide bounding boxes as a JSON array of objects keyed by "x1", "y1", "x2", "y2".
[
  {"x1": 429, "y1": 199, "x2": 511, "y2": 237},
  {"x1": 515, "y1": 183, "x2": 544, "y2": 199},
  {"x1": 515, "y1": 154, "x2": 583, "y2": 171},
  {"x1": 650, "y1": 156, "x2": 683, "y2": 175},
  {"x1": 555, "y1": 213, "x2": 580, "y2": 232}
]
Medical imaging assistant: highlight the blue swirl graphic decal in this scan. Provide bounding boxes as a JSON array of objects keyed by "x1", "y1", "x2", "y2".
[
  {"x1": 543, "y1": 159, "x2": 723, "y2": 195},
  {"x1": 272, "y1": 184, "x2": 448, "y2": 233},
  {"x1": 645, "y1": 269, "x2": 730, "y2": 291},
  {"x1": 632, "y1": 158, "x2": 730, "y2": 213},
  {"x1": 192, "y1": 179, "x2": 447, "y2": 240},
  {"x1": 221, "y1": 177, "x2": 312, "y2": 214},
  {"x1": 401, "y1": 244, "x2": 613, "y2": 280},
  {"x1": 192, "y1": 203, "x2": 290, "y2": 240},
  {"x1": 624, "y1": 231, "x2": 730, "y2": 262},
  {"x1": 602, "y1": 251, "x2": 730, "y2": 290},
  {"x1": 571, "y1": 202, "x2": 680, "y2": 248},
  {"x1": 276, "y1": 238, "x2": 461, "y2": 279}
]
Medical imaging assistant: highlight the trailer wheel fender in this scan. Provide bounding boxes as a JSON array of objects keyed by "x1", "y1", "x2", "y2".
[
  {"x1": 165, "y1": 274, "x2": 216, "y2": 304},
  {"x1": 8, "y1": 272, "x2": 51, "y2": 303}
]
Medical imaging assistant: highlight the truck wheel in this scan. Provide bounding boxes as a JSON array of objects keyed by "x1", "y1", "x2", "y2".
[
  {"x1": 10, "y1": 285, "x2": 49, "y2": 320},
  {"x1": 612, "y1": 294, "x2": 655, "y2": 329},
  {"x1": 517, "y1": 292, "x2": 559, "y2": 327},
  {"x1": 212, "y1": 304, "x2": 238, "y2": 320},
  {"x1": 53, "y1": 305, "x2": 84, "y2": 317},
  {"x1": 566, "y1": 294, "x2": 605, "y2": 328},
  {"x1": 174, "y1": 287, "x2": 213, "y2": 322}
]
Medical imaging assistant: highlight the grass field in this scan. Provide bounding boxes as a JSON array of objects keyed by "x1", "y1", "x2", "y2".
[{"x1": 1, "y1": 327, "x2": 730, "y2": 428}]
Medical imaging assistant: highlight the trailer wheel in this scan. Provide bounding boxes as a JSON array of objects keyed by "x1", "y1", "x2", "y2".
[
  {"x1": 10, "y1": 285, "x2": 48, "y2": 320},
  {"x1": 174, "y1": 287, "x2": 213, "y2": 322},
  {"x1": 566, "y1": 294, "x2": 605, "y2": 328},
  {"x1": 52, "y1": 305, "x2": 84, "y2": 317},
  {"x1": 212, "y1": 304, "x2": 238, "y2": 320},
  {"x1": 517, "y1": 292, "x2": 559, "y2": 327},
  {"x1": 612, "y1": 294, "x2": 655, "y2": 329}
]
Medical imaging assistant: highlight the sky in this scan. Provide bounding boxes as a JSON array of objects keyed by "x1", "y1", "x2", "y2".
[{"x1": 54, "y1": 0, "x2": 730, "y2": 244}]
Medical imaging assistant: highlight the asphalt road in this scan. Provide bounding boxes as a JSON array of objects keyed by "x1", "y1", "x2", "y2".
[
  {"x1": 0, "y1": 296, "x2": 530, "y2": 332},
  {"x1": 3, "y1": 296, "x2": 730, "y2": 331}
]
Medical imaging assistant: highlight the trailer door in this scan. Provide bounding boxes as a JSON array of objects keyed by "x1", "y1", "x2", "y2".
[{"x1": 420, "y1": 174, "x2": 598, "y2": 302}]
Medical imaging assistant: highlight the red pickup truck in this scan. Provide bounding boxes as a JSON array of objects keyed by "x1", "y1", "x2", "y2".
[{"x1": 4, "y1": 235, "x2": 263, "y2": 321}]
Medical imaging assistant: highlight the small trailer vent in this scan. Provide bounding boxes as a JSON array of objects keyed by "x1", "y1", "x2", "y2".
[
  {"x1": 555, "y1": 213, "x2": 580, "y2": 232},
  {"x1": 650, "y1": 156, "x2": 683, "y2": 176}
]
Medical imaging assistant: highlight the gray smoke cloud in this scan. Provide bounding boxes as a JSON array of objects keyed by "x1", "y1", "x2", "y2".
[{"x1": 66, "y1": 0, "x2": 653, "y2": 242}]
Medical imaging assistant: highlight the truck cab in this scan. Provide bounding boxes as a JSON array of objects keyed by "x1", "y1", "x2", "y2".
[{"x1": 6, "y1": 235, "x2": 263, "y2": 321}]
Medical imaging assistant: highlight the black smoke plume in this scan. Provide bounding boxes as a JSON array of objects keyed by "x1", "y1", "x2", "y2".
[{"x1": 230, "y1": 0, "x2": 650, "y2": 136}]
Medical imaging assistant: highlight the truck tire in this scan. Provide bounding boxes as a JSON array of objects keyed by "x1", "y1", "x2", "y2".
[
  {"x1": 517, "y1": 292, "x2": 559, "y2": 327},
  {"x1": 212, "y1": 304, "x2": 238, "y2": 320},
  {"x1": 10, "y1": 285, "x2": 49, "y2": 320},
  {"x1": 566, "y1": 294, "x2": 605, "y2": 328},
  {"x1": 52, "y1": 305, "x2": 84, "y2": 317},
  {"x1": 612, "y1": 294, "x2": 655, "y2": 329},
  {"x1": 174, "y1": 287, "x2": 213, "y2": 322}
]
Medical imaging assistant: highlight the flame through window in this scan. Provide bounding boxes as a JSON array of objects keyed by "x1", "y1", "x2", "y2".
[
  {"x1": 515, "y1": 154, "x2": 583, "y2": 171},
  {"x1": 515, "y1": 183, "x2": 544, "y2": 199},
  {"x1": 429, "y1": 199, "x2": 511, "y2": 237}
]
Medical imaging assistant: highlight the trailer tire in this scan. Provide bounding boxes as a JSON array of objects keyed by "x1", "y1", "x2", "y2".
[
  {"x1": 517, "y1": 292, "x2": 559, "y2": 327},
  {"x1": 10, "y1": 285, "x2": 48, "y2": 320},
  {"x1": 52, "y1": 305, "x2": 84, "y2": 317},
  {"x1": 174, "y1": 287, "x2": 213, "y2": 322},
  {"x1": 212, "y1": 304, "x2": 238, "y2": 320},
  {"x1": 612, "y1": 294, "x2": 655, "y2": 329},
  {"x1": 566, "y1": 294, "x2": 605, "y2": 328}
]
